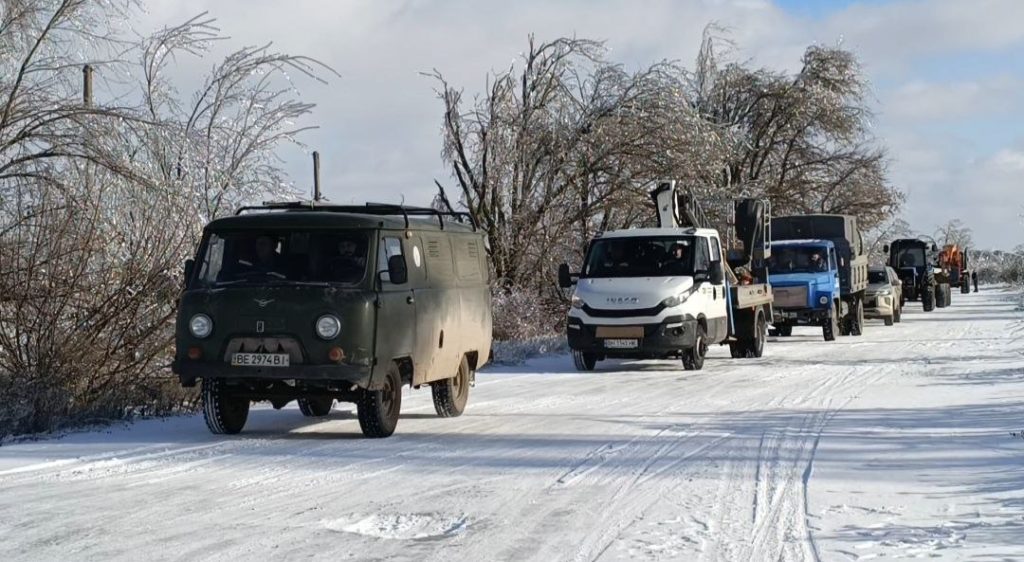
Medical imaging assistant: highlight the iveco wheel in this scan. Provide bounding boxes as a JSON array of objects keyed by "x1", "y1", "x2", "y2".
[{"x1": 683, "y1": 324, "x2": 707, "y2": 370}]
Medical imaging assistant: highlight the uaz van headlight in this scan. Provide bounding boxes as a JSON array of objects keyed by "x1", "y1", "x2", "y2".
[
  {"x1": 189, "y1": 314, "x2": 213, "y2": 339},
  {"x1": 819, "y1": 296, "x2": 829, "y2": 305},
  {"x1": 316, "y1": 315, "x2": 341, "y2": 340},
  {"x1": 571, "y1": 295, "x2": 584, "y2": 309}
]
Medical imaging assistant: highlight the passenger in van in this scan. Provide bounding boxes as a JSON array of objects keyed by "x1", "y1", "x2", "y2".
[
  {"x1": 602, "y1": 243, "x2": 631, "y2": 272},
  {"x1": 329, "y1": 237, "x2": 367, "y2": 283}
]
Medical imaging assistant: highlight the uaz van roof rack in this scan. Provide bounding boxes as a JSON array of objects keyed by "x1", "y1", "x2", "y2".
[{"x1": 234, "y1": 201, "x2": 477, "y2": 231}]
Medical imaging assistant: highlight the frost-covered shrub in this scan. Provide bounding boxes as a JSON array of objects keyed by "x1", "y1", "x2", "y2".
[
  {"x1": 491, "y1": 288, "x2": 566, "y2": 342},
  {"x1": 491, "y1": 335, "x2": 569, "y2": 365}
]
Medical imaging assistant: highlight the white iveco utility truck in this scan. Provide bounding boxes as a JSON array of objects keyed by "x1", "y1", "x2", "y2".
[{"x1": 558, "y1": 181, "x2": 774, "y2": 371}]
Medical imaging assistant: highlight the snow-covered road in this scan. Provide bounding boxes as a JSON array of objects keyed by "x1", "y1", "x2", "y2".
[{"x1": 1, "y1": 288, "x2": 1022, "y2": 561}]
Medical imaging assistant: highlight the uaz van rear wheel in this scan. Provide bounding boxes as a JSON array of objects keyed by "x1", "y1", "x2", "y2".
[
  {"x1": 572, "y1": 350, "x2": 597, "y2": 371},
  {"x1": 357, "y1": 364, "x2": 402, "y2": 438},
  {"x1": 432, "y1": 357, "x2": 471, "y2": 418},
  {"x1": 202, "y1": 378, "x2": 249, "y2": 435},
  {"x1": 298, "y1": 397, "x2": 333, "y2": 417}
]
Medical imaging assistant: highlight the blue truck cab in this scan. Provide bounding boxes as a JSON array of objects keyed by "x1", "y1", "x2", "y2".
[{"x1": 767, "y1": 239, "x2": 842, "y2": 341}]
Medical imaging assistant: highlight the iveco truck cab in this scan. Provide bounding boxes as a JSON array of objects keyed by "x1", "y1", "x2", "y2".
[{"x1": 558, "y1": 181, "x2": 774, "y2": 372}]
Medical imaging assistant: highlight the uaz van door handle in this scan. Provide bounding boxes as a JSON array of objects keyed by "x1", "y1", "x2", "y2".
[{"x1": 406, "y1": 296, "x2": 415, "y2": 304}]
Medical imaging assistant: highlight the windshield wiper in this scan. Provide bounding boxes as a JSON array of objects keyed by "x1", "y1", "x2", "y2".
[{"x1": 266, "y1": 280, "x2": 332, "y2": 287}]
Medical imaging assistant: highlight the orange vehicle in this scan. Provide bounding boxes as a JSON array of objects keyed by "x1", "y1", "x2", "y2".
[{"x1": 939, "y1": 244, "x2": 972, "y2": 294}]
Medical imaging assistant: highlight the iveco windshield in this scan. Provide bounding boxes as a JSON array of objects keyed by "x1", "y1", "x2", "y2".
[
  {"x1": 193, "y1": 230, "x2": 370, "y2": 287},
  {"x1": 582, "y1": 236, "x2": 701, "y2": 278}
]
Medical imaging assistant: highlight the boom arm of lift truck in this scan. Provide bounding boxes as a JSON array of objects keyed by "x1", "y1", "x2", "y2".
[
  {"x1": 652, "y1": 181, "x2": 774, "y2": 350},
  {"x1": 652, "y1": 182, "x2": 739, "y2": 285},
  {"x1": 652, "y1": 181, "x2": 774, "y2": 286}
]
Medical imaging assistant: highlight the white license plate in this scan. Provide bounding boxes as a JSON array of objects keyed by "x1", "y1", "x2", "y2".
[
  {"x1": 604, "y1": 339, "x2": 639, "y2": 349},
  {"x1": 231, "y1": 353, "x2": 290, "y2": 367}
]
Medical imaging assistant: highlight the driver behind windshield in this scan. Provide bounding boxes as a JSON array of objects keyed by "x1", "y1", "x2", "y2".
[
  {"x1": 236, "y1": 234, "x2": 283, "y2": 275},
  {"x1": 809, "y1": 252, "x2": 826, "y2": 272},
  {"x1": 662, "y1": 243, "x2": 690, "y2": 275}
]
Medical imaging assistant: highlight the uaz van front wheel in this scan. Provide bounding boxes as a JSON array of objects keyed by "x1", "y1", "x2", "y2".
[
  {"x1": 357, "y1": 365, "x2": 402, "y2": 438},
  {"x1": 202, "y1": 378, "x2": 249, "y2": 435},
  {"x1": 432, "y1": 356, "x2": 471, "y2": 418}
]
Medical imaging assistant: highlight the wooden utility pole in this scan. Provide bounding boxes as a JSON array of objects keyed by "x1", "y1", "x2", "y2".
[
  {"x1": 312, "y1": 151, "x2": 321, "y2": 201},
  {"x1": 83, "y1": 65, "x2": 93, "y2": 107}
]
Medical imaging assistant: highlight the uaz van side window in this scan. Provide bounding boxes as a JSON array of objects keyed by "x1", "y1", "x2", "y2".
[
  {"x1": 423, "y1": 235, "x2": 455, "y2": 283},
  {"x1": 454, "y1": 237, "x2": 484, "y2": 284},
  {"x1": 378, "y1": 236, "x2": 403, "y2": 283}
]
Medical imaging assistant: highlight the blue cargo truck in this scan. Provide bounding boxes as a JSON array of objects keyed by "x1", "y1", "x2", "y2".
[
  {"x1": 767, "y1": 239, "x2": 843, "y2": 340},
  {"x1": 768, "y1": 215, "x2": 869, "y2": 341}
]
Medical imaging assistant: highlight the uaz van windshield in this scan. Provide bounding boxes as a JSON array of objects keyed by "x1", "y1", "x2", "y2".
[
  {"x1": 193, "y1": 230, "x2": 370, "y2": 288},
  {"x1": 582, "y1": 236, "x2": 701, "y2": 278}
]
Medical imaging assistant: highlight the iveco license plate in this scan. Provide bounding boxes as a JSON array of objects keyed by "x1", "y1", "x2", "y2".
[
  {"x1": 231, "y1": 353, "x2": 290, "y2": 367},
  {"x1": 604, "y1": 339, "x2": 639, "y2": 349}
]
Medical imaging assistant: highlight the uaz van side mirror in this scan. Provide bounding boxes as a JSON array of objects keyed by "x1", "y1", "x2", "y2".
[
  {"x1": 183, "y1": 259, "x2": 194, "y2": 288},
  {"x1": 882, "y1": 244, "x2": 889, "y2": 253},
  {"x1": 387, "y1": 255, "x2": 408, "y2": 285},
  {"x1": 558, "y1": 263, "x2": 575, "y2": 288}
]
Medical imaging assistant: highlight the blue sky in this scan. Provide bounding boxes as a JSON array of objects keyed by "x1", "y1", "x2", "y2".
[{"x1": 141, "y1": 0, "x2": 1024, "y2": 250}]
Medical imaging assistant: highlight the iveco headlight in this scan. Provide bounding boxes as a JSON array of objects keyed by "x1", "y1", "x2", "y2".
[
  {"x1": 662, "y1": 288, "x2": 695, "y2": 308},
  {"x1": 189, "y1": 314, "x2": 213, "y2": 339},
  {"x1": 570, "y1": 294, "x2": 584, "y2": 309},
  {"x1": 316, "y1": 314, "x2": 341, "y2": 340}
]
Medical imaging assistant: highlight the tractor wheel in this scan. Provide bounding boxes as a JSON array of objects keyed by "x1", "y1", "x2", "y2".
[{"x1": 923, "y1": 287, "x2": 935, "y2": 312}]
